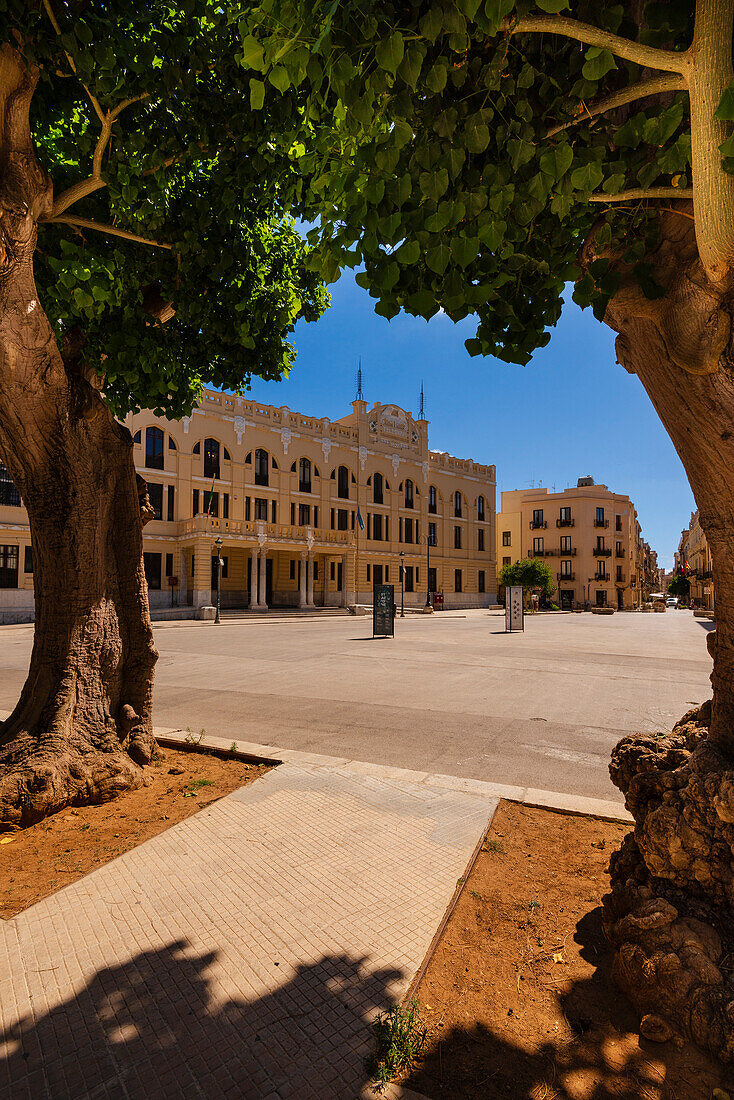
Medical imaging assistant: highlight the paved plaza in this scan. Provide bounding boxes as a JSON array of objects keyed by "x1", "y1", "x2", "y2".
[
  {"x1": 0, "y1": 751, "x2": 495, "y2": 1100},
  {"x1": 0, "y1": 609, "x2": 712, "y2": 803}
]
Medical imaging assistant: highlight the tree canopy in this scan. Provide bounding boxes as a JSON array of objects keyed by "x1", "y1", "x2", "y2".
[
  {"x1": 239, "y1": 0, "x2": 732, "y2": 370},
  {"x1": 498, "y1": 557, "x2": 556, "y2": 594},
  {"x1": 5, "y1": 1, "x2": 328, "y2": 419}
]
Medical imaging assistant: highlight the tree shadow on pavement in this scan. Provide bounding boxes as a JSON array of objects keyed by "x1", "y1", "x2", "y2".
[
  {"x1": 0, "y1": 940, "x2": 402, "y2": 1100},
  {"x1": 401, "y1": 906, "x2": 727, "y2": 1100}
]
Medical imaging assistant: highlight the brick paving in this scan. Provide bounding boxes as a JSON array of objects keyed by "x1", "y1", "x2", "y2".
[{"x1": 0, "y1": 756, "x2": 496, "y2": 1099}]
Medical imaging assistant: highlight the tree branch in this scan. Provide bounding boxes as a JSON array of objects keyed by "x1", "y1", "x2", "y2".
[
  {"x1": 46, "y1": 215, "x2": 173, "y2": 250},
  {"x1": 42, "y1": 0, "x2": 106, "y2": 124},
  {"x1": 589, "y1": 188, "x2": 694, "y2": 202},
  {"x1": 546, "y1": 75, "x2": 687, "y2": 137},
  {"x1": 507, "y1": 15, "x2": 690, "y2": 75}
]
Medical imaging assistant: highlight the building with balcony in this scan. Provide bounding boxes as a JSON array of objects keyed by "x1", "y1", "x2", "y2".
[
  {"x1": 496, "y1": 475, "x2": 652, "y2": 610},
  {"x1": 0, "y1": 391, "x2": 497, "y2": 621},
  {"x1": 678, "y1": 511, "x2": 714, "y2": 611}
]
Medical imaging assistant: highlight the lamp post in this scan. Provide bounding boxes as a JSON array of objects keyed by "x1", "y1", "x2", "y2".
[
  {"x1": 400, "y1": 550, "x2": 405, "y2": 618},
  {"x1": 214, "y1": 536, "x2": 222, "y2": 624}
]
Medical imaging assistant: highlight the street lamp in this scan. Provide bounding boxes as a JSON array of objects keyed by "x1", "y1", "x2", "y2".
[
  {"x1": 214, "y1": 535, "x2": 223, "y2": 624},
  {"x1": 424, "y1": 530, "x2": 433, "y2": 608},
  {"x1": 400, "y1": 550, "x2": 405, "y2": 618}
]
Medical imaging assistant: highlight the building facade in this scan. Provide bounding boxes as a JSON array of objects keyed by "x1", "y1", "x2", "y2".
[
  {"x1": 678, "y1": 511, "x2": 715, "y2": 611},
  {"x1": 496, "y1": 476, "x2": 647, "y2": 611},
  {"x1": 0, "y1": 391, "x2": 497, "y2": 622}
]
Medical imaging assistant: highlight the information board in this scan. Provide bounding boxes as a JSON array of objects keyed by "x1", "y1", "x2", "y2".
[
  {"x1": 373, "y1": 584, "x2": 395, "y2": 637},
  {"x1": 505, "y1": 586, "x2": 524, "y2": 632}
]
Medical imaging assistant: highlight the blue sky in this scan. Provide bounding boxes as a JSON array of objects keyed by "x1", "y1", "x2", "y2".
[{"x1": 244, "y1": 269, "x2": 694, "y2": 570}]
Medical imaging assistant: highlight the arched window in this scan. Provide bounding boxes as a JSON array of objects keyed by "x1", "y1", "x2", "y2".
[
  {"x1": 223, "y1": 446, "x2": 231, "y2": 461},
  {"x1": 478, "y1": 494, "x2": 485, "y2": 521},
  {"x1": 337, "y1": 465, "x2": 349, "y2": 499},
  {"x1": 133, "y1": 429, "x2": 141, "y2": 444},
  {"x1": 193, "y1": 441, "x2": 201, "y2": 454},
  {"x1": 428, "y1": 485, "x2": 437, "y2": 514},
  {"x1": 145, "y1": 426, "x2": 164, "y2": 470},
  {"x1": 373, "y1": 472, "x2": 383, "y2": 505},
  {"x1": 404, "y1": 478, "x2": 414, "y2": 509},
  {"x1": 168, "y1": 436, "x2": 177, "y2": 451},
  {"x1": 0, "y1": 464, "x2": 20, "y2": 507},
  {"x1": 204, "y1": 438, "x2": 220, "y2": 479},
  {"x1": 255, "y1": 448, "x2": 269, "y2": 486},
  {"x1": 299, "y1": 457, "x2": 311, "y2": 493},
  {"x1": 454, "y1": 490, "x2": 462, "y2": 518}
]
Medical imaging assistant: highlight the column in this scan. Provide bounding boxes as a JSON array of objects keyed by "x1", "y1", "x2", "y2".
[
  {"x1": 299, "y1": 552, "x2": 307, "y2": 609},
  {"x1": 192, "y1": 538, "x2": 212, "y2": 607},
  {"x1": 259, "y1": 549, "x2": 268, "y2": 610},
  {"x1": 342, "y1": 553, "x2": 349, "y2": 608},
  {"x1": 306, "y1": 552, "x2": 315, "y2": 608},
  {"x1": 249, "y1": 547, "x2": 259, "y2": 609},
  {"x1": 323, "y1": 557, "x2": 330, "y2": 607}
]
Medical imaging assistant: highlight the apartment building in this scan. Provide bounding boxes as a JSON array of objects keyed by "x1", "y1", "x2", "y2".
[
  {"x1": 496, "y1": 476, "x2": 646, "y2": 610},
  {"x1": 0, "y1": 391, "x2": 497, "y2": 621},
  {"x1": 678, "y1": 511, "x2": 714, "y2": 611}
]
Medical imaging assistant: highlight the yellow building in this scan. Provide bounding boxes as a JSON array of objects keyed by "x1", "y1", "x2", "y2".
[
  {"x1": 0, "y1": 391, "x2": 497, "y2": 621},
  {"x1": 679, "y1": 511, "x2": 714, "y2": 611},
  {"x1": 496, "y1": 476, "x2": 647, "y2": 611}
]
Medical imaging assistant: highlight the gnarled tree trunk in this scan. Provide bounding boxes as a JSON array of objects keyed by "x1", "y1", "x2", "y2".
[
  {"x1": 0, "y1": 47, "x2": 157, "y2": 827},
  {"x1": 600, "y1": 208, "x2": 734, "y2": 1061}
]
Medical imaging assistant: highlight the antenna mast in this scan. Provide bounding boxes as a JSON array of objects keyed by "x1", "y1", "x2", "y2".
[
  {"x1": 419, "y1": 381, "x2": 425, "y2": 420},
  {"x1": 355, "y1": 359, "x2": 364, "y2": 401}
]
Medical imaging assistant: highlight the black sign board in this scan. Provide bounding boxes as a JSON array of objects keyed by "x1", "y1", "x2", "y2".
[{"x1": 373, "y1": 584, "x2": 395, "y2": 637}]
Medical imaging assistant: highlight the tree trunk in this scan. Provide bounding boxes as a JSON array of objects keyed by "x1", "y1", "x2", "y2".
[
  {"x1": 599, "y1": 209, "x2": 734, "y2": 1062},
  {"x1": 0, "y1": 47, "x2": 157, "y2": 827}
]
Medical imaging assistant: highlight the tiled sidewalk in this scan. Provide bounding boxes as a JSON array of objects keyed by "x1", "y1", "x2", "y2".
[{"x1": 1, "y1": 755, "x2": 497, "y2": 1099}]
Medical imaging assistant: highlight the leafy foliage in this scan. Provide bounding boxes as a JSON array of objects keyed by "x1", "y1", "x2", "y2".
[
  {"x1": 668, "y1": 575, "x2": 690, "y2": 598},
  {"x1": 5, "y1": 1, "x2": 328, "y2": 418},
  {"x1": 365, "y1": 999, "x2": 427, "y2": 1090},
  {"x1": 499, "y1": 557, "x2": 556, "y2": 595},
  {"x1": 236, "y1": 0, "x2": 714, "y2": 363}
]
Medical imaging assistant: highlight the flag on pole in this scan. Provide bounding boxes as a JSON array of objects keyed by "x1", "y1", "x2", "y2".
[{"x1": 356, "y1": 506, "x2": 365, "y2": 530}]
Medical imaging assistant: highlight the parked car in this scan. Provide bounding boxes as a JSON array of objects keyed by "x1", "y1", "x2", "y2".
[{"x1": 666, "y1": 597, "x2": 679, "y2": 607}]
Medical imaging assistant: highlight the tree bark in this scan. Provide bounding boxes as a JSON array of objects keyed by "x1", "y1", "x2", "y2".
[
  {"x1": 598, "y1": 207, "x2": 734, "y2": 1061},
  {"x1": 0, "y1": 46, "x2": 157, "y2": 827}
]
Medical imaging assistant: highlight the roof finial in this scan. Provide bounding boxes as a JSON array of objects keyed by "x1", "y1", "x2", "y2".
[
  {"x1": 419, "y1": 380, "x2": 425, "y2": 420},
  {"x1": 355, "y1": 359, "x2": 364, "y2": 401}
]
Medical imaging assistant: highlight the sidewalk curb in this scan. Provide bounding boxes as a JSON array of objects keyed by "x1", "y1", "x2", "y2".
[{"x1": 155, "y1": 728, "x2": 633, "y2": 824}]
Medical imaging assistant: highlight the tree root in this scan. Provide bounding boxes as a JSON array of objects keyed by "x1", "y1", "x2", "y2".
[{"x1": 604, "y1": 702, "x2": 734, "y2": 1062}]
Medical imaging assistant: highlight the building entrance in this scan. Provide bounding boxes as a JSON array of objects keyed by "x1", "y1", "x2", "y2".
[{"x1": 560, "y1": 589, "x2": 573, "y2": 610}]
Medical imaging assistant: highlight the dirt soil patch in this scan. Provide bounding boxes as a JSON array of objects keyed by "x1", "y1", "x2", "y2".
[
  {"x1": 401, "y1": 800, "x2": 728, "y2": 1099},
  {"x1": 1, "y1": 746, "x2": 272, "y2": 919}
]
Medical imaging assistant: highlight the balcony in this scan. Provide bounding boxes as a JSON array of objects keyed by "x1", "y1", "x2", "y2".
[
  {"x1": 556, "y1": 518, "x2": 574, "y2": 527},
  {"x1": 616, "y1": 574, "x2": 626, "y2": 584},
  {"x1": 529, "y1": 520, "x2": 547, "y2": 529},
  {"x1": 594, "y1": 519, "x2": 609, "y2": 528},
  {"x1": 559, "y1": 572, "x2": 575, "y2": 581},
  {"x1": 594, "y1": 573, "x2": 609, "y2": 582},
  {"x1": 531, "y1": 549, "x2": 546, "y2": 557},
  {"x1": 543, "y1": 548, "x2": 559, "y2": 556},
  {"x1": 558, "y1": 547, "x2": 577, "y2": 556},
  {"x1": 615, "y1": 549, "x2": 625, "y2": 558},
  {"x1": 182, "y1": 515, "x2": 356, "y2": 548},
  {"x1": 593, "y1": 547, "x2": 612, "y2": 557}
]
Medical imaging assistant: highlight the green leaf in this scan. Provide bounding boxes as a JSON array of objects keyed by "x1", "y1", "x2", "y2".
[
  {"x1": 464, "y1": 117, "x2": 490, "y2": 153},
  {"x1": 641, "y1": 101, "x2": 685, "y2": 146},
  {"x1": 426, "y1": 242, "x2": 451, "y2": 274},
  {"x1": 268, "y1": 65, "x2": 290, "y2": 93},
  {"x1": 425, "y1": 62, "x2": 448, "y2": 94},
  {"x1": 398, "y1": 45, "x2": 424, "y2": 88},
  {"x1": 535, "y1": 0, "x2": 569, "y2": 10},
  {"x1": 240, "y1": 35, "x2": 266, "y2": 71},
  {"x1": 478, "y1": 219, "x2": 506, "y2": 250},
  {"x1": 540, "y1": 144, "x2": 573, "y2": 180},
  {"x1": 715, "y1": 82, "x2": 734, "y2": 121},
  {"x1": 395, "y1": 240, "x2": 420, "y2": 265},
  {"x1": 453, "y1": 236, "x2": 479, "y2": 268},
  {"x1": 375, "y1": 32, "x2": 404, "y2": 74},
  {"x1": 602, "y1": 173, "x2": 627, "y2": 193},
  {"x1": 581, "y1": 48, "x2": 616, "y2": 81},
  {"x1": 485, "y1": 0, "x2": 516, "y2": 31},
  {"x1": 570, "y1": 162, "x2": 604, "y2": 191},
  {"x1": 419, "y1": 167, "x2": 449, "y2": 201},
  {"x1": 249, "y1": 78, "x2": 265, "y2": 110},
  {"x1": 419, "y1": 9, "x2": 444, "y2": 41}
]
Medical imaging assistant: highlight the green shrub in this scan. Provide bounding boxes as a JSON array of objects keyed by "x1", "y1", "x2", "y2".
[{"x1": 365, "y1": 999, "x2": 426, "y2": 1091}]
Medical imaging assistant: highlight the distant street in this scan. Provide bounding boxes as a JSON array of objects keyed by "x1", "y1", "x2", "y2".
[{"x1": 0, "y1": 609, "x2": 712, "y2": 803}]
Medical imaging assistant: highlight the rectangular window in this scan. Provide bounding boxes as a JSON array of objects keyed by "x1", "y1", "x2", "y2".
[
  {"x1": 366, "y1": 564, "x2": 371, "y2": 581},
  {"x1": 143, "y1": 552, "x2": 162, "y2": 590},
  {"x1": 399, "y1": 517, "x2": 403, "y2": 543},
  {"x1": 616, "y1": 541, "x2": 623, "y2": 556},
  {"x1": 561, "y1": 559, "x2": 572, "y2": 577},
  {"x1": 373, "y1": 514, "x2": 383, "y2": 541},
  {"x1": 148, "y1": 482, "x2": 163, "y2": 520},
  {"x1": 313, "y1": 507, "x2": 318, "y2": 528},
  {"x1": 272, "y1": 500, "x2": 277, "y2": 523},
  {"x1": 560, "y1": 535, "x2": 571, "y2": 552},
  {"x1": 502, "y1": 531, "x2": 511, "y2": 546},
  {"x1": 428, "y1": 567, "x2": 437, "y2": 593},
  {"x1": 366, "y1": 513, "x2": 371, "y2": 540},
  {"x1": 596, "y1": 535, "x2": 605, "y2": 551},
  {"x1": 299, "y1": 503, "x2": 310, "y2": 526},
  {"x1": 404, "y1": 566, "x2": 414, "y2": 592},
  {"x1": 503, "y1": 556, "x2": 511, "y2": 566},
  {"x1": 454, "y1": 568, "x2": 462, "y2": 592},
  {"x1": 338, "y1": 508, "x2": 348, "y2": 531},
  {"x1": 596, "y1": 506, "x2": 605, "y2": 524},
  {"x1": 291, "y1": 502, "x2": 296, "y2": 525},
  {"x1": 223, "y1": 493, "x2": 229, "y2": 520},
  {"x1": 405, "y1": 518, "x2": 413, "y2": 544},
  {"x1": 206, "y1": 491, "x2": 218, "y2": 518},
  {"x1": 616, "y1": 514, "x2": 623, "y2": 531},
  {"x1": 428, "y1": 521, "x2": 437, "y2": 547},
  {"x1": 330, "y1": 508, "x2": 335, "y2": 530},
  {"x1": 478, "y1": 570, "x2": 485, "y2": 593},
  {"x1": 254, "y1": 497, "x2": 268, "y2": 520},
  {"x1": 221, "y1": 556, "x2": 228, "y2": 579},
  {"x1": 165, "y1": 552, "x2": 173, "y2": 579},
  {"x1": 617, "y1": 565, "x2": 623, "y2": 581},
  {"x1": 167, "y1": 485, "x2": 175, "y2": 522},
  {"x1": 190, "y1": 553, "x2": 195, "y2": 577},
  {"x1": 351, "y1": 511, "x2": 355, "y2": 529},
  {"x1": 533, "y1": 537, "x2": 544, "y2": 554},
  {"x1": 290, "y1": 559, "x2": 296, "y2": 580},
  {"x1": 145, "y1": 426, "x2": 164, "y2": 470},
  {"x1": 0, "y1": 545, "x2": 19, "y2": 588},
  {"x1": 245, "y1": 497, "x2": 251, "y2": 521},
  {"x1": 478, "y1": 529, "x2": 484, "y2": 551},
  {"x1": 330, "y1": 561, "x2": 336, "y2": 581},
  {"x1": 193, "y1": 489, "x2": 199, "y2": 516},
  {"x1": 385, "y1": 567, "x2": 389, "y2": 583},
  {"x1": 385, "y1": 517, "x2": 389, "y2": 541},
  {"x1": 313, "y1": 560, "x2": 319, "y2": 581},
  {"x1": 0, "y1": 465, "x2": 20, "y2": 507},
  {"x1": 596, "y1": 589, "x2": 607, "y2": 607},
  {"x1": 454, "y1": 526, "x2": 461, "y2": 549},
  {"x1": 416, "y1": 567, "x2": 419, "y2": 585},
  {"x1": 532, "y1": 509, "x2": 543, "y2": 526},
  {"x1": 560, "y1": 506, "x2": 571, "y2": 523},
  {"x1": 24, "y1": 546, "x2": 33, "y2": 573}
]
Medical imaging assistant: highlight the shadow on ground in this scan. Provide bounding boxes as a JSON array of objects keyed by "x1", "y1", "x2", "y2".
[
  {"x1": 0, "y1": 941, "x2": 401, "y2": 1099},
  {"x1": 402, "y1": 907, "x2": 727, "y2": 1100}
]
